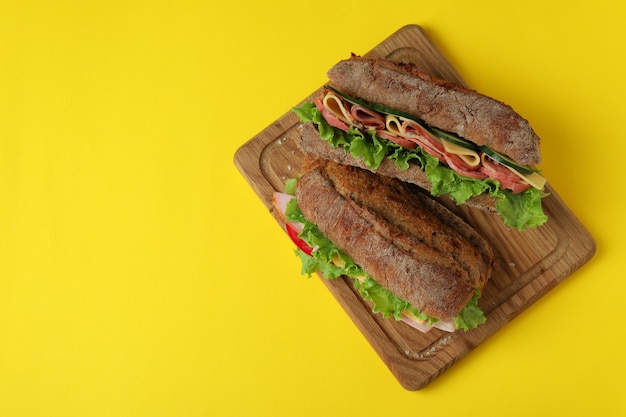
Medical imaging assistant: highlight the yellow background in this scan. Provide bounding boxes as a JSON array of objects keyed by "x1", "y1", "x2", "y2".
[{"x1": 1, "y1": 0, "x2": 624, "y2": 416}]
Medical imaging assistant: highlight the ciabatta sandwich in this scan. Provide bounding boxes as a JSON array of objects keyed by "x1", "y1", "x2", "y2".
[
  {"x1": 273, "y1": 157, "x2": 495, "y2": 332},
  {"x1": 294, "y1": 56, "x2": 548, "y2": 230}
]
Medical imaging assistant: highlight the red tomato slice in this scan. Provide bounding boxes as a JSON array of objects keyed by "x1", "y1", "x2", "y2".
[{"x1": 286, "y1": 222, "x2": 314, "y2": 256}]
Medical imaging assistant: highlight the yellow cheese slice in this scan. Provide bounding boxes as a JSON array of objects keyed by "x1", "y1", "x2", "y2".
[
  {"x1": 506, "y1": 166, "x2": 547, "y2": 190},
  {"x1": 403, "y1": 311, "x2": 426, "y2": 324},
  {"x1": 332, "y1": 255, "x2": 366, "y2": 282},
  {"x1": 322, "y1": 92, "x2": 353, "y2": 125},
  {"x1": 384, "y1": 114, "x2": 403, "y2": 136},
  {"x1": 440, "y1": 139, "x2": 481, "y2": 167}
]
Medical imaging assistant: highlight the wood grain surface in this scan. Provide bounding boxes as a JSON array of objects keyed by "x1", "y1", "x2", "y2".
[{"x1": 233, "y1": 25, "x2": 596, "y2": 390}]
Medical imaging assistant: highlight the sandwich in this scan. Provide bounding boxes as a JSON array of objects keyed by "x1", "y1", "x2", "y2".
[
  {"x1": 293, "y1": 55, "x2": 548, "y2": 230},
  {"x1": 273, "y1": 157, "x2": 495, "y2": 333}
]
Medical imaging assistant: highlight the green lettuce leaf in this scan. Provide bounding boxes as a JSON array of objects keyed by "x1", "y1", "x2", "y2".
[
  {"x1": 353, "y1": 275, "x2": 432, "y2": 323},
  {"x1": 425, "y1": 155, "x2": 492, "y2": 204},
  {"x1": 292, "y1": 102, "x2": 317, "y2": 123},
  {"x1": 495, "y1": 187, "x2": 549, "y2": 230},
  {"x1": 453, "y1": 290, "x2": 486, "y2": 331},
  {"x1": 284, "y1": 178, "x2": 298, "y2": 195},
  {"x1": 293, "y1": 104, "x2": 548, "y2": 230},
  {"x1": 346, "y1": 127, "x2": 387, "y2": 169}
]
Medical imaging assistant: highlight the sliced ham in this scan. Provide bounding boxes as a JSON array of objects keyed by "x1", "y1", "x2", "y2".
[
  {"x1": 480, "y1": 156, "x2": 531, "y2": 193},
  {"x1": 401, "y1": 314, "x2": 457, "y2": 333},
  {"x1": 272, "y1": 192, "x2": 294, "y2": 217},
  {"x1": 401, "y1": 315, "x2": 434, "y2": 333},
  {"x1": 401, "y1": 119, "x2": 447, "y2": 161},
  {"x1": 499, "y1": 178, "x2": 531, "y2": 194},
  {"x1": 350, "y1": 105, "x2": 386, "y2": 130},
  {"x1": 402, "y1": 119, "x2": 444, "y2": 150},
  {"x1": 376, "y1": 130, "x2": 419, "y2": 149},
  {"x1": 445, "y1": 153, "x2": 488, "y2": 179},
  {"x1": 432, "y1": 320, "x2": 456, "y2": 332},
  {"x1": 272, "y1": 192, "x2": 304, "y2": 233}
]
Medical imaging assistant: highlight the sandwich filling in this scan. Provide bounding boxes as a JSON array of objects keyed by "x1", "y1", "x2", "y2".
[{"x1": 293, "y1": 90, "x2": 548, "y2": 230}]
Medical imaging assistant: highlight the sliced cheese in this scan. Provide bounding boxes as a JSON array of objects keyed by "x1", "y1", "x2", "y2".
[
  {"x1": 331, "y1": 255, "x2": 344, "y2": 267},
  {"x1": 332, "y1": 255, "x2": 366, "y2": 282},
  {"x1": 440, "y1": 139, "x2": 481, "y2": 167},
  {"x1": 385, "y1": 114, "x2": 403, "y2": 136},
  {"x1": 385, "y1": 115, "x2": 439, "y2": 142},
  {"x1": 322, "y1": 92, "x2": 353, "y2": 125},
  {"x1": 482, "y1": 153, "x2": 547, "y2": 190},
  {"x1": 403, "y1": 310, "x2": 426, "y2": 325},
  {"x1": 506, "y1": 166, "x2": 547, "y2": 190}
]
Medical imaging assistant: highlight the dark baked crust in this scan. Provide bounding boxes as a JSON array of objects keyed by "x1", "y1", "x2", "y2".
[
  {"x1": 327, "y1": 56, "x2": 541, "y2": 166},
  {"x1": 296, "y1": 122, "x2": 498, "y2": 214},
  {"x1": 295, "y1": 157, "x2": 494, "y2": 321}
]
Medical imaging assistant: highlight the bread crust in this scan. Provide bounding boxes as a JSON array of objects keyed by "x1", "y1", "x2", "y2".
[
  {"x1": 327, "y1": 56, "x2": 541, "y2": 165},
  {"x1": 295, "y1": 157, "x2": 494, "y2": 321}
]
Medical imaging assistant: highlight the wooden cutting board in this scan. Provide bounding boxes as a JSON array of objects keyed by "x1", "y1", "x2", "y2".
[{"x1": 233, "y1": 24, "x2": 596, "y2": 390}]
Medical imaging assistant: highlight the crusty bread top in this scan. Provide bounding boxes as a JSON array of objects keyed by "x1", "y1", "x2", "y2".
[
  {"x1": 296, "y1": 157, "x2": 494, "y2": 321},
  {"x1": 327, "y1": 56, "x2": 541, "y2": 166}
]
